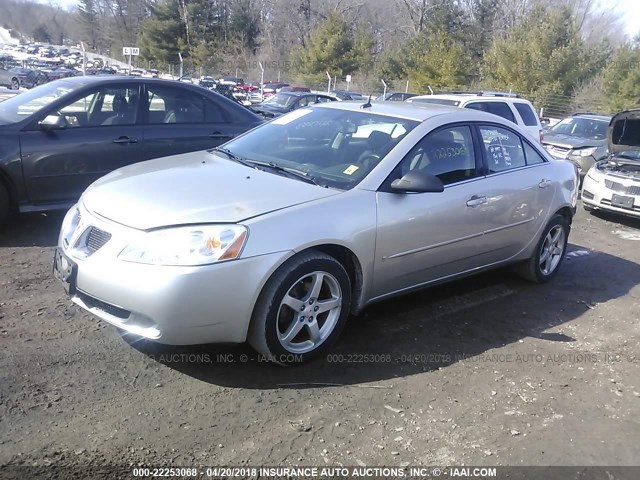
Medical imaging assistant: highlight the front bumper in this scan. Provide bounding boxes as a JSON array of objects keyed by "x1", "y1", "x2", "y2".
[
  {"x1": 544, "y1": 146, "x2": 596, "y2": 178},
  {"x1": 57, "y1": 206, "x2": 291, "y2": 345},
  {"x1": 582, "y1": 174, "x2": 640, "y2": 218}
]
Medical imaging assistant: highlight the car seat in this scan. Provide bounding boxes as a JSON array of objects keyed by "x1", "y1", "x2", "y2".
[{"x1": 102, "y1": 95, "x2": 130, "y2": 125}]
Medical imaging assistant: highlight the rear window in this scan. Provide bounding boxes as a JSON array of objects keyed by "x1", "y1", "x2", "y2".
[
  {"x1": 465, "y1": 101, "x2": 516, "y2": 123},
  {"x1": 514, "y1": 102, "x2": 539, "y2": 126}
]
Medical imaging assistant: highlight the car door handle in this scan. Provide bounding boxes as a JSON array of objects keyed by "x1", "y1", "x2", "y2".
[
  {"x1": 113, "y1": 136, "x2": 138, "y2": 144},
  {"x1": 538, "y1": 179, "x2": 552, "y2": 188},
  {"x1": 466, "y1": 195, "x2": 487, "y2": 207},
  {"x1": 209, "y1": 132, "x2": 233, "y2": 139}
]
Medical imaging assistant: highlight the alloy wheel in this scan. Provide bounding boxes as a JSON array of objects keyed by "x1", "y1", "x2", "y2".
[
  {"x1": 539, "y1": 225, "x2": 565, "y2": 275},
  {"x1": 276, "y1": 271, "x2": 342, "y2": 354}
]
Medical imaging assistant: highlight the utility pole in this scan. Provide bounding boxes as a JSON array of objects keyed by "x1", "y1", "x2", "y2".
[{"x1": 259, "y1": 62, "x2": 264, "y2": 102}]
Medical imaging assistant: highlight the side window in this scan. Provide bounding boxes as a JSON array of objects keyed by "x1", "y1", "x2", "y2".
[
  {"x1": 204, "y1": 99, "x2": 226, "y2": 123},
  {"x1": 58, "y1": 91, "x2": 97, "y2": 127},
  {"x1": 297, "y1": 96, "x2": 312, "y2": 108},
  {"x1": 57, "y1": 85, "x2": 138, "y2": 127},
  {"x1": 400, "y1": 125, "x2": 477, "y2": 185},
  {"x1": 480, "y1": 126, "x2": 526, "y2": 172},
  {"x1": 514, "y1": 103, "x2": 539, "y2": 126},
  {"x1": 466, "y1": 102, "x2": 516, "y2": 123},
  {"x1": 146, "y1": 86, "x2": 206, "y2": 124},
  {"x1": 316, "y1": 96, "x2": 332, "y2": 103},
  {"x1": 523, "y1": 142, "x2": 546, "y2": 165}
]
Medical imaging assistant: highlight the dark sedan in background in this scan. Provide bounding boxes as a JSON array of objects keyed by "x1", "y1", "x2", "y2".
[
  {"x1": 0, "y1": 76, "x2": 263, "y2": 225},
  {"x1": 252, "y1": 91, "x2": 337, "y2": 117}
]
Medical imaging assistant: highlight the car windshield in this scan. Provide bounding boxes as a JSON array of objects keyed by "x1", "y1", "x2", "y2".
[
  {"x1": 216, "y1": 107, "x2": 419, "y2": 190},
  {"x1": 409, "y1": 98, "x2": 460, "y2": 106},
  {"x1": 0, "y1": 80, "x2": 81, "y2": 125},
  {"x1": 550, "y1": 117, "x2": 609, "y2": 140},
  {"x1": 263, "y1": 93, "x2": 296, "y2": 108}
]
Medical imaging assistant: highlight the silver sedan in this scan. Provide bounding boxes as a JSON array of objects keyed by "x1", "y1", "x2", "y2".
[{"x1": 54, "y1": 102, "x2": 579, "y2": 363}]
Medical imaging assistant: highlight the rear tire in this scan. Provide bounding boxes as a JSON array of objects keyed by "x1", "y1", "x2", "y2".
[
  {"x1": 516, "y1": 214, "x2": 569, "y2": 283},
  {"x1": 248, "y1": 250, "x2": 351, "y2": 365}
]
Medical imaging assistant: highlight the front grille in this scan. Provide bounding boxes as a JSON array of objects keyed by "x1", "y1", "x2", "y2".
[
  {"x1": 604, "y1": 179, "x2": 640, "y2": 195},
  {"x1": 77, "y1": 291, "x2": 130, "y2": 319},
  {"x1": 85, "y1": 227, "x2": 112, "y2": 254}
]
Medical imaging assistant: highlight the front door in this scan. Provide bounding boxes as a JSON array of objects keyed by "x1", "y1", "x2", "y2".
[
  {"x1": 20, "y1": 83, "x2": 143, "y2": 204},
  {"x1": 373, "y1": 124, "x2": 492, "y2": 298}
]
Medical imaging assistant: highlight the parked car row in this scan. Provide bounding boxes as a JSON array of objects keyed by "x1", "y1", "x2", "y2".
[{"x1": 5, "y1": 72, "x2": 635, "y2": 365}]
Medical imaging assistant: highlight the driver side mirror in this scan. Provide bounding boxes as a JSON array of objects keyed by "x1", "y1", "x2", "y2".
[
  {"x1": 391, "y1": 170, "x2": 444, "y2": 193},
  {"x1": 39, "y1": 114, "x2": 68, "y2": 131}
]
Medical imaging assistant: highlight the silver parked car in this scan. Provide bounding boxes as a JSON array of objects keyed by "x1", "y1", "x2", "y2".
[{"x1": 54, "y1": 102, "x2": 578, "y2": 363}]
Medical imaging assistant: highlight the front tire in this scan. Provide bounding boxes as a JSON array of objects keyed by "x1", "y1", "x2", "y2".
[
  {"x1": 248, "y1": 250, "x2": 351, "y2": 365},
  {"x1": 10, "y1": 78, "x2": 19, "y2": 90},
  {"x1": 516, "y1": 214, "x2": 569, "y2": 283}
]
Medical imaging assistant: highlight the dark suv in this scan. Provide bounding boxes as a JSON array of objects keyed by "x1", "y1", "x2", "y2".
[{"x1": 542, "y1": 113, "x2": 611, "y2": 178}]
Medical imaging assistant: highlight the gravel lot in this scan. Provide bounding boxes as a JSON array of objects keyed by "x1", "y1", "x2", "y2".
[{"x1": 1, "y1": 204, "x2": 639, "y2": 474}]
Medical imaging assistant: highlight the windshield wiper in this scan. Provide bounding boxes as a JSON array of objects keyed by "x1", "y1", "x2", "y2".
[
  {"x1": 249, "y1": 161, "x2": 324, "y2": 187},
  {"x1": 210, "y1": 147, "x2": 257, "y2": 169},
  {"x1": 210, "y1": 148, "x2": 324, "y2": 186}
]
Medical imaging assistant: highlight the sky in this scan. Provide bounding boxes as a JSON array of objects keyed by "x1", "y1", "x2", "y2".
[{"x1": 42, "y1": 0, "x2": 640, "y2": 39}]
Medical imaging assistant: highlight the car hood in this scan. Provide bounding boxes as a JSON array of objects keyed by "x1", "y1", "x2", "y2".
[
  {"x1": 542, "y1": 133, "x2": 602, "y2": 149},
  {"x1": 608, "y1": 109, "x2": 640, "y2": 155},
  {"x1": 81, "y1": 151, "x2": 340, "y2": 230}
]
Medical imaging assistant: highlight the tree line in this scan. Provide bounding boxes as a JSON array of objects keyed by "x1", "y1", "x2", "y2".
[{"x1": 1, "y1": 0, "x2": 639, "y2": 113}]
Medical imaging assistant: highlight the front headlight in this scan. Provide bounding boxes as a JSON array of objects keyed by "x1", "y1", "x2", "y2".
[
  {"x1": 571, "y1": 147, "x2": 598, "y2": 157},
  {"x1": 118, "y1": 225, "x2": 248, "y2": 266},
  {"x1": 585, "y1": 166, "x2": 603, "y2": 183}
]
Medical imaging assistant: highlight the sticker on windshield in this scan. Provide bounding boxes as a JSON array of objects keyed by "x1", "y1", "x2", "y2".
[
  {"x1": 343, "y1": 165, "x2": 359, "y2": 175},
  {"x1": 271, "y1": 109, "x2": 313, "y2": 125}
]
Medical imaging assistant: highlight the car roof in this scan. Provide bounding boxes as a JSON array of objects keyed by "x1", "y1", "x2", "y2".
[
  {"x1": 571, "y1": 113, "x2": 611, "y2": 121},
  {"x1": 276, "y1": 91, "x2": 330, "y2": 97},
  {"x1": 411, "y1": 93, "x2": 532, "y2": 104},
  {"x1": 314, "y1": 100, "x2": 460, "y2": 121}
]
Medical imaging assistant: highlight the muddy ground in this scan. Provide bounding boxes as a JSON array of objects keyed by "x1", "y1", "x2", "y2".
[{"x1": 0, "y1": 203, "x2": 639, "y2": 477}]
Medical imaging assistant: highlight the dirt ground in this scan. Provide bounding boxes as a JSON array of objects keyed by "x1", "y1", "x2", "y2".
[{"x1": 0, "y1": 202, "x2": 639, "y2": 476}]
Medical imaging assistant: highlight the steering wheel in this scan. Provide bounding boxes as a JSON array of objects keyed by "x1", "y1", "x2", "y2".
[{"x1": 357, "y1": 154, "x2": 381, "y2": 170}]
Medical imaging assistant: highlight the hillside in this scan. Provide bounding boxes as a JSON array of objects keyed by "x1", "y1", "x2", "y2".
[{"x1": 0, "y1": 27, "x2": 19, "y2": 45}]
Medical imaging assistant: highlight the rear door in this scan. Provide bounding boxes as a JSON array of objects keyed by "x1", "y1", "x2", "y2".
[
  {"x1": 475, "y1": 124, "x2": 552, "y2": 263},
  {"x1": 19, "y1": 82, "x2": 144, "y2": 204},
  {"x1": 141, "y1": 84, "x2": 241, "y2": 160}
]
